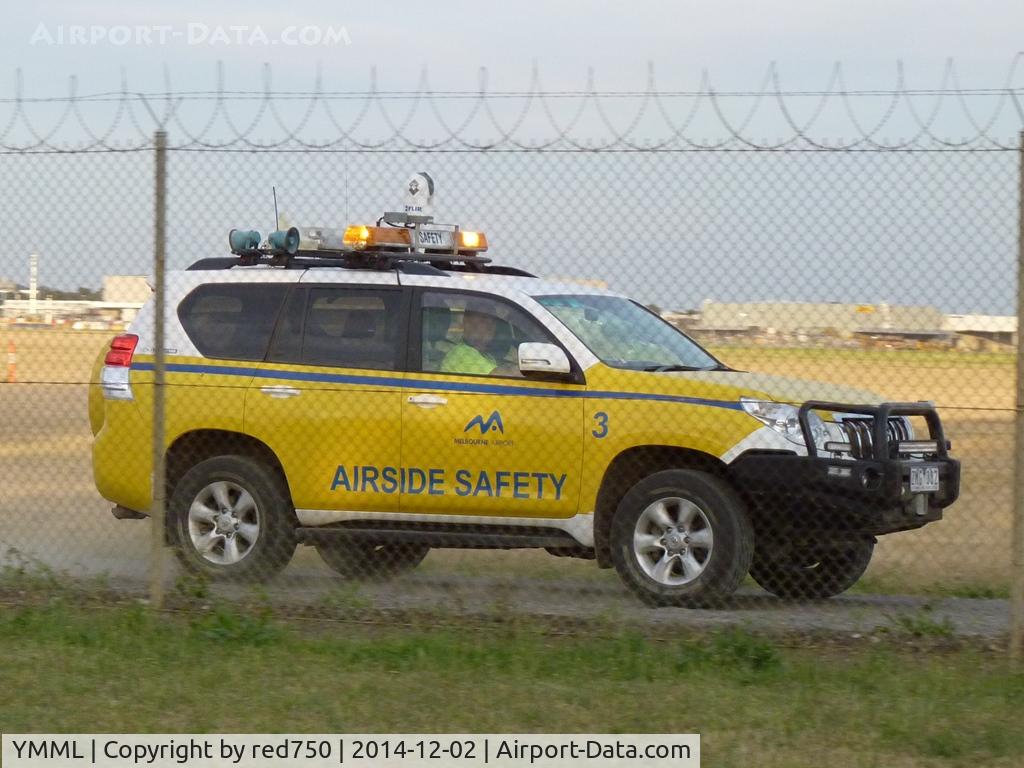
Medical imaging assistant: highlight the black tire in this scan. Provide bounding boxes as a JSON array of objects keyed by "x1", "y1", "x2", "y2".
[
  {"x1": 315, "y1": 539, "x2": 429, "y2": 580},
  {"x1": 610, "y1": 469, "x2": 754, "y2": 607},
  {"x1": 749, "y1": 537, "x2": 875, "y2": 599},
  {"x1": 170, "y1": 455, "x2": 297, "y2": 581}
]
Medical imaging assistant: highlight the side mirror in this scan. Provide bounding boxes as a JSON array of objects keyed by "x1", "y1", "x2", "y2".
[{"x1": 518, "y1": 342, "x2": 572, "y2": 376}]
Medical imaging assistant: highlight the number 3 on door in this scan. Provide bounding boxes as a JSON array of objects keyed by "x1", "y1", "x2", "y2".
[{"x1": 592, "y1": 411, "x2": 609, "y2": 439}]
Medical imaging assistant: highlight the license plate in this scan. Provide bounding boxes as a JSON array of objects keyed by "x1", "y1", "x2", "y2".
[
  {"x1": 416, "y1": 229, "x2": 452, "y2": 248},
  {"x1": 910, "y1": 465, "x2": 940, "y2": 493}
]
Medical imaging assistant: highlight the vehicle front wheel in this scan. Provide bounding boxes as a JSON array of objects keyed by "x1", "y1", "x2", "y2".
[
  {"x1": 315, "y1": 539, "x2": 429, "y2": 580},
  {"x1": 170, "y1": 455, "x2": 297, "y2": 581},
  {"x1": 610, "y1": 469, "x2": 754, "y2": 607},
  {"x1": 749, "y1": 537, "x2": 875, "y2": 599}
]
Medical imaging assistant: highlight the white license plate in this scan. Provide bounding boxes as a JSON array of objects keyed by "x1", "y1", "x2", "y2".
[
  {"x1": 417, "y1": 229, "x2": 452, "y2": 248},
  {"x1": 910, "y1": 465, "x2": 940, "y2": 493}
]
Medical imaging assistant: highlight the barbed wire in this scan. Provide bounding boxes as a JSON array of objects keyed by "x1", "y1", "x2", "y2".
[{"x1": 1, "y1": 57, "x2": 1023, "y2": 153}]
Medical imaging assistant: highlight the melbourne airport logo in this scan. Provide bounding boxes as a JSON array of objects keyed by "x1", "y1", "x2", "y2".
[
  {"x1": 465, "y1": 410, "x2": 504, "y2": 435},
  {"x1": 457, "y1": 411, "x2": 512, "y2": 448}
]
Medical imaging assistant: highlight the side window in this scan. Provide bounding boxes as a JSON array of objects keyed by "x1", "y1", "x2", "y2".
[
  {"x1": 421, "y1": 291, "x2": 553, "y2": 378},
  {"x1": 178, "y1": 283, "x2": 287, "y2": 361},
  {"x1": 299, "y1": 287, "x2": 403, "y2": 370}
]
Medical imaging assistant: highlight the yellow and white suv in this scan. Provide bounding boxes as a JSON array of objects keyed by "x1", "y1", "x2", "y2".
[{"x1": 89, "y1": 193, "x2": 960, "y2": 605}]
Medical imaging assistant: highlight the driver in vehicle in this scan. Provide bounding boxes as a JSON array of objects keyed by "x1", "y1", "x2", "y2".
[{"x1": 440, "y1": 308, "x2": 499, "y2": 375}]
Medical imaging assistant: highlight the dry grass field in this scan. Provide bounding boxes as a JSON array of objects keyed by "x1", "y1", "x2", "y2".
[{"x1": 0, "y1": 328, "x2": 1015, "y2": 594}]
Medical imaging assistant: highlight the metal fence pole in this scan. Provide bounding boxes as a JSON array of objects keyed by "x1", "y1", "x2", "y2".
[
  {"x1": 149, "y1": 130, "x2": 168, "y2": 610},
  {"x1": 1012, "y1": 129, "x2": 1024, "y2": 664}
]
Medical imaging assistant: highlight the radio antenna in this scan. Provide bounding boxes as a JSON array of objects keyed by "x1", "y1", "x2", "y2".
[{"x1": 272, "y1": 186, "x2": 280, "y2": 228}]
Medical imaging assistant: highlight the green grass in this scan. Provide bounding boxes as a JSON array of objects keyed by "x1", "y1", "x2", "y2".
[
  {"x1": 0, "y1": 601, "x2": 1019, "y2": 767},
  {"x1": 883, "y1": 605, "x2": 957, "y2": 638},
  {"x1": 847, "y1": 575, "x2": 1011, "y2": 600},
  {"x1": 940, "y1": 584, "x2": 1012, "y2": 600}
]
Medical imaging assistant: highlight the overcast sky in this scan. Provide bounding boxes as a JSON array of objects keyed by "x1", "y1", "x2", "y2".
[
  {"x1": 2, "y1": 1, "x2": 1023, "y2": 96},
  {"x1": 0, "y1": 2, "x2": 1022, "y2": 315}
]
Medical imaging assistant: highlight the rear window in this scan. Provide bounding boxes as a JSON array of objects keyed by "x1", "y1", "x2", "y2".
[{"x1": 178, "y1": 283, "x2": 288, "y2": 361}]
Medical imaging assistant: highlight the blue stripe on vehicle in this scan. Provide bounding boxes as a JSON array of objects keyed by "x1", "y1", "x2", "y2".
[{"x1": 130, "y1": 361, "x2": 744, "y2": 411}]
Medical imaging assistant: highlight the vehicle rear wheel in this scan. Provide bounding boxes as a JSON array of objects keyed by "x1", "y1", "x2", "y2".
[
  {"x1": 170, "y1": 455, "x2": 297, "y2": 581},
  {"x1": 315, "y1": 539, "x2": 429, "y2": 580},
  {"x1": 749, "y1": 537, "x2": 875, "y2": 599},
  {"x1": 610, "y1": 469, "x2": 754, "y2": 607}
]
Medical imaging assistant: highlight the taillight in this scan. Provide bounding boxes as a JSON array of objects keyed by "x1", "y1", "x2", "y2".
[{"x1": 104, "y1": 334, "x2": 139, "y2": 367}]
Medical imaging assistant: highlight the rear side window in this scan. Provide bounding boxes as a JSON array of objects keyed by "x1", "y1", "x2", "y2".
[
  {"x1": 287, "y1": 287, "x2": 404, "y2": 371},
  {"x1": 178, "y1": 283, "x2": 288, "y2": 361}
]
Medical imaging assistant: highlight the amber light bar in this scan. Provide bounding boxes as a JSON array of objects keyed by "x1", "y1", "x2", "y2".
[{"x1": 342, "y1": 225, "x2": 413, "y2": 250}]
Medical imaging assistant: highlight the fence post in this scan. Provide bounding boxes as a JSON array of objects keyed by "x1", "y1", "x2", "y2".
[
  {"x1": 1012, "y1": 129, "x2": 1024, "y2": 663},
  {"x1": 149, "y1": 130, "x2": 168, "y2": 610}
]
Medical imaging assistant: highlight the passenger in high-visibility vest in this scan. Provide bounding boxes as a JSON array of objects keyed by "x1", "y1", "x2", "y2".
[{"x1": 440, "y1": 310, "x2": 498, "y2": 376}]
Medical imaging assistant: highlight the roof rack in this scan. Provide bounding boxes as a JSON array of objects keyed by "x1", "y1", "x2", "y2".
[
  {"x1": 201, "y1": 204, "x2": 537, "y2": 277},
  {"x1": 207, "y1": 249, "x2": 489, "y2": 269},
  {"x1": 227, "y1": 215, "x2": 489, "y2": 259},
  {"x1": 207, "y1": 176, "x2": 537, "y2": 277},
  {"x1": 186, "y1": 251, "x2": 537, "y2": 278}
]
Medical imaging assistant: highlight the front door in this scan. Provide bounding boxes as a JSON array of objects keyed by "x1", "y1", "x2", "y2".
[{"x1": 400, "y1": 289, "x2": 585, "y2": 520}]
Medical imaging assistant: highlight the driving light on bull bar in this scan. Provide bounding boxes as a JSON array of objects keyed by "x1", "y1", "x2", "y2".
[{"x1": 740, "y1": 397, "x2": 825, "y2": 447}]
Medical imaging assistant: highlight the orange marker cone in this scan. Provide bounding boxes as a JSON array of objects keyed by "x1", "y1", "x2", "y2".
[{"x1": 6, "y1": 340, "x2": 15, "y2": 383}]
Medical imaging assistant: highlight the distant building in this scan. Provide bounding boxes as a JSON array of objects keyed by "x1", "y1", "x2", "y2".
[
  {"x1": 695, "y1": 301, "x2": 950, "y2": 345},
  {"x1": 1, "y1": 274, "x2": 149, "y2": 326},
  {"x1": 548, "y1": 277, "x2": 609, "y2": 290},
  {"x1": 944, "y1": 314, "x2": 1017, "y2": 349},
  {"x1": 103, "y1": 275, "x2": 151, "y2": 304},
  {"x1": 660, "y1": 309, "x2": 702, "y2": 333}
]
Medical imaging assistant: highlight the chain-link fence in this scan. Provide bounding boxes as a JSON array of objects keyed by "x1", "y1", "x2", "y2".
[{"x1": 0, "y1": 76, "x2": 1022, "y2": 657}]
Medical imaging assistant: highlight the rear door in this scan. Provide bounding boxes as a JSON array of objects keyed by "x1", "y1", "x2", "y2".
[
  {"x1": 170, "y1": 279, "x2": 294, "y2": 439},
  {"x1": 243, "y1": 275, "x2": 409, "y2": 515}
]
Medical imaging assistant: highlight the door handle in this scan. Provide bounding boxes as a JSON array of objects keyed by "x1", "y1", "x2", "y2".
[
  {"x1": 408, "y1": 393, "x2": 448, "y2": 408},
  {"x1": 260, "y1": 385, "x2": 301, "y2": 399}
]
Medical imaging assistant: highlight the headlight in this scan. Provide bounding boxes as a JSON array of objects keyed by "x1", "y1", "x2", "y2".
[{"x1": 740, "y1": 397, "x2": 825, "y2": 447}]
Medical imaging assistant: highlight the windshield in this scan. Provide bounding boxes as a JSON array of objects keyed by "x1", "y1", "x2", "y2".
[{"x1": 536, "y1": 294, "x2": 721, "y2": 372}]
